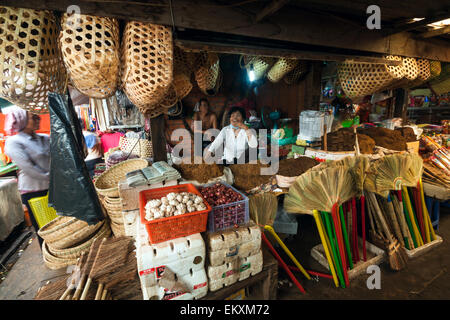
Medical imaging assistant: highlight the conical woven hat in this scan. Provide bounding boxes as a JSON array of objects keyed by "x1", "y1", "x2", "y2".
[
  {"x1": 0, "y1": 6, "x2": 66, "y2": 114},
  {"x1": 60, "y1": 14, "x2": 120, "y2": 99},
  {"x1": 284, "y1": 165, "x2": 357, "y2": 214}
]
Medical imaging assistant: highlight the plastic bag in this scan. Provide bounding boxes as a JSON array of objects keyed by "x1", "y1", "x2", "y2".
[{"x1": 47, "y1": 92, "x2": 105, "y2": 225}]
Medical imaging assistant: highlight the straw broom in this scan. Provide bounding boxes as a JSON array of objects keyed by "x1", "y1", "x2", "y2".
[
  {"x1": 88, "y1": 237, "x2": 132, "y2": 300},
  {"x1": 59, "y1": 253, "x2": 86, "y2": 300},
  {"x1": 367, "y1": 192, "x2": 408, "y2": 271},
  {"x1": 391, "y1": 192, "x2": 414, "y2": 249},
  {"x1": 78, "y1": 237, "x2": 103, "y2": 300}
]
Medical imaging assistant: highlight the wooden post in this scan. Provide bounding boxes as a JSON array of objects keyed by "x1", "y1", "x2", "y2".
[
  {"x1": 304, "y1": 61, "x2": 323, "y2": 109},
  {"x1": 393, "y1": 88, "x2": 410, "y2": 125},
  {"x1": 149, "y1": 114, "x2": 167, "y2": 162}
]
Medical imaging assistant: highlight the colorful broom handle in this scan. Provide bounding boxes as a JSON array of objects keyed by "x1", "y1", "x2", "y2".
[
  {"x1": 264, "y1": 225, "x2": 311, "y2": 280},
  {"x1": 339, "y1": 205, "x2": 354, "y2": 270},
  {"x1": 413, "y1": 185, "x2": 426, "y2": 242},
  {"x1": 261, "y1": 232, "x2": 306, "y2": 294},
  {"x1": 352, "y1": 198, "x2": 360, "y2": 262},
  {"x1": 313, "y1": 210, "x2": 339, "y2": 287},
  {"x1": 361, "y1": 195, "x2": 367, "y2": 261},
  {"x1": 321, "y1": 211, "x2": 346, "y2": 288},
  {"x1": 401, "y1": 192, "x2": 418, "y2": 249},
  {"x1": 332, "y1": 203, "x2": 350, "y2": 287},
  {"x1": 402, "y1": 187, "x2": 424, "y2": 246},
  {"x1": 419, "y1": 179, "x2": 436, "y2": 241}
]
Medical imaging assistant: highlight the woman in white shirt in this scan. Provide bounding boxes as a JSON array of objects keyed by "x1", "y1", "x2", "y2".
[
  {"x1": 205, "y1": 106, "x2": 257, "y2": 164},
  {"x1": 4, "y1": 108, "x2": 50, "y2": 248}
]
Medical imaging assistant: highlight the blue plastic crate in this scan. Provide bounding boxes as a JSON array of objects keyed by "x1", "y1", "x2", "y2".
[{"x1": 200, "y1": 182, "x2": 249, "y2": 232}]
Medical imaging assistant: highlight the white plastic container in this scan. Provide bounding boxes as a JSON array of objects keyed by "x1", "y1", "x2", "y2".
[
  {"x1": 140, "y1": 267, "x2": 208, "y2": 300},
  {"x1": 298, "y1": 110, "x2": 332, "y2": 142}
]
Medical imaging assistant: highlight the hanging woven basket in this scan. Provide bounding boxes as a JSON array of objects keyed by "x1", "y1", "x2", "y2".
[
  {"x1": 60, "y1": 13, "x2": 120, "y2": 99},
  {"x1": 0, "y1": 6, "x2": 66, "y2": 114},
  {"x1": 267, "y1": 58, "x2": 299, "y2": 83},
  {"x1": 402, "y1": 57, "x2": 419, "y2": 80},
  {"x1": 121, "y1": 21, "x2": 173, "y2": 112},
  {"x1": 430, "y1": 60, "x2": 442, "y2": 78},
  {"x1": 174, "y1": 46, "x2": 193, "y2": 77},
  {"x1": 240, "y1": 55, "x2": 275, "y2": 81},
  {"x1": 195, "y1": 52, "x2": 220, "y2": 95},
  {"x1": 173, "y1": 72, "x2": 193, "y2": 100},
  {"x1": 283, "y1": 61, "x2": 310, "y2": 85}
]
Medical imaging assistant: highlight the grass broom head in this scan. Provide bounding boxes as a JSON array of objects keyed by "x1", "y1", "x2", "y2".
[
  {"x1": 364, "y1": 153, "x2": 419, "y2": 198},
  {"x1": 34, "y1": 275, "x2": 70, "y2": 300},
  {"x1": 89, "y1": 236, "x2": 133, "y2": 281},
  {"x1": 81, "y1": 237, "x2": 103, "y2": 276},
  {"x1": 388, "y1": 238, "x2": 409, "y2": 271},
  {"x1": 284, "y1": 165, "x2": 357, "y2": 214},
  {"x1": 249, "y1": 192, "x2": 278, "y2": 227}
]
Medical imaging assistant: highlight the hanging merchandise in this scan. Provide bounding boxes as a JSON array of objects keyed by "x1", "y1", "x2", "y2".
[
  {"x1": 194, "y1": 52, "x2": 221, "y2": 96},
  {"x1": 267, "y1": 58, "x2": 299, "y2": 83},
  {"x1": 239, "y1": 55, "x2": 275, "y2": 82},
  {"x1": 60, "y1": 13, "x2": 120, "y2": 98},
  {"x1": 0, "y1": 6, "x2": 66, "y2": 113},
  {"x1": 283, "y1": 61, "x2": 310, "y2": 85},
  {"x1": 121, "y1": 21, "x2": 173, "y2": 117},
  {"x1": 48, "y1": 92, "x2": 105, "y2": 225}
]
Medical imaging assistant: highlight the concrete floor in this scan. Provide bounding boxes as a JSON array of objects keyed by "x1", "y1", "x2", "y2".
[{"x1": 0, "y1": 209, "x2": 448, "y2": 300}]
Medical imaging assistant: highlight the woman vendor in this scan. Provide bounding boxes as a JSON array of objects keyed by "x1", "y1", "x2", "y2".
[
  {"x1": 4, "y1": 108, "x2": 50, "y2": 248},
  {"x1": 191, "y1": 98, "x2": 218, "y2": 150},
  {"x1": 205, "y1": 106, "x2": 257, "y2": 164}
]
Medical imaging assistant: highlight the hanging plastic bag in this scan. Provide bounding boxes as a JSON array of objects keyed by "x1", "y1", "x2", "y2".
[{"x1": 47, "y1": 92, "x2": 105, "y2": 225}]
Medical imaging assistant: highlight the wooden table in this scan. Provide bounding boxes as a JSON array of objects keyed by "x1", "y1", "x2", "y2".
[{"x1": 201, "y1": 247, "x2": 278, "y2": 300}]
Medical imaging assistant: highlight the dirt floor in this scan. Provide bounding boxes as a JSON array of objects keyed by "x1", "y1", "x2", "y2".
[{"x1": 0, "y1": 208, "x2": 448, "y2": 300}]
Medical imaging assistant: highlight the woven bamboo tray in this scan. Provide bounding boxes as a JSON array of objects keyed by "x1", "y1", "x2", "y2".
[
  {"x1": 121, "y1": 21, "x2": 173, "y2": 112},
  {"x1": 0, "y1": 6, "x2": 66, "y2": 114},
  {"x1": 95, "y1": 158, "x2": 148, "y2": 197},
  {"x1": 45, "y1": 219, "x2": 105, "y2": 250},
  {"x1": 38, "y1": 216, "x2": 89, "y2": 243},
  {"x1": 42, "y1": 241, "x2": 79, "y2": 270},
  {"x1": 267, "y1": 58, "x2": 299, "y2": 83},
  {"x1": 60, "y1": 13, "x2": 120, "y2": 98},
  {"x1": 46, "y1": 220, "x2": 111, "y2": 259}
]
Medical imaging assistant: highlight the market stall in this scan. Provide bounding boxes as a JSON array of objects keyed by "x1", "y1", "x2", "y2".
[{"x1": 0, "y1": 1, "x2": 448, "y2": 301}]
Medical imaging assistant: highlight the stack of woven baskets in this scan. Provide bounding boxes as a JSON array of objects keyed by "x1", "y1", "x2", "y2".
[
  {"x1": 94, "y1": 158, "x2": 148, "y2": 236},
  {"x1": 39, "y1": 217, "x2": 111, "y2": 270}
]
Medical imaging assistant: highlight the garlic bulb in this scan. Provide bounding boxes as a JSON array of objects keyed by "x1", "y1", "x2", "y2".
[
  {"x1": 167, "y1": 193, "x2": 177, "y2": 201},
  {"x1": 187, "y1": 205, "x2": 196, "y2": 213},
  {"x1": 186, "y1": 200, "x2": 194, "y2": 206},
  {"x1": 194, "y1": 196, "x2": 203, "y2": 205},
  {"x1": 169, "y1": 199, "x2": 178, "y2": 207},
  {"x1": 161, "y1": 197, "x2": 169, "y2": 205},
  {"x1": 154, "y1": 210, "x2": 164, "y2": 219},
  {"x1": 176, "y1": 194, "x2": 183, "y2": 202}
]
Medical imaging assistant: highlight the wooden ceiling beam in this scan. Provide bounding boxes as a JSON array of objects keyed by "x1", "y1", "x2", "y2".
[
  {"x1": 255, "y1": 0, "x2": 290, "y2": 22},
  {"x1": 2, "y1": 0, "x2": 449, "y2": 62},
  {"x1": 384, "y1": 10, "x2": 450, "y2": 35},
  {"x1": 416, "y1": 25, "x2": 450, "y2": 38}
]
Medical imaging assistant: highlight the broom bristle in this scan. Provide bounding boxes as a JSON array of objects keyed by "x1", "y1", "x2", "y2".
[
  {"x1": 34, "y1": 275, "x2": 70, "y2": 300},
  {"x1": 249, "y1": 192, "x2": 278, "y2": 226},
  {"x1": 90, "y1": 237, "x2": 133, "y2": 280},
  {"x1": 388, "y1": 239, "x2": 408, "y2": 271},
  {"x1": 82, "y1": 237, "x2": 103, "y2": 276}
]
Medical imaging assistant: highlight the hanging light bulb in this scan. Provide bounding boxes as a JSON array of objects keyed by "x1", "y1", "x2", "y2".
[{"x1": 248, "y1": 63, "x2": 255, "y2": 82}]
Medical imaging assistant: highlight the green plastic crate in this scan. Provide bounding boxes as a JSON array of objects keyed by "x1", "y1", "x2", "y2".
[{"x1": 28, "y1": 194, "x2": 58, "y2": 228}]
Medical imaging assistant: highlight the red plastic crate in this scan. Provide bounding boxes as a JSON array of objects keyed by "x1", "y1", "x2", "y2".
[{"x1": 139, "y1": 183, "x2": 211, "y2": 244}]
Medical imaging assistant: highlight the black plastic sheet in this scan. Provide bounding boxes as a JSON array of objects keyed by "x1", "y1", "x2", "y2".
[{"x1": 47, "y1": 92, "x2": 105, "y2": 225}]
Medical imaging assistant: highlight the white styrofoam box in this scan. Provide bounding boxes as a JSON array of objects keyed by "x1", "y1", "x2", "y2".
[
  {"x1": 136, "y1": 222, "x2": 205, "y2": 287},
  {"x1": 208, "y1": 237, "x2": 261, "y2": 267},
  {"x1": 206, "y1": 221, "x2": 260, "y2": 251},
  {"x1": 140, "y1": 267, "x2": 208, "y2": 300},
  {"x1": 164, "y1": 179, "x2": 178, "y2": 187},
  {"x1": 238, "y1": 249, "x2": 263, "y2": 281},
  {"x1": 122, "y1": 210, "x2": 139, "y2": 238},
  {"x1": 207, "y1": 250, "x2": 263, "y2": 292}
]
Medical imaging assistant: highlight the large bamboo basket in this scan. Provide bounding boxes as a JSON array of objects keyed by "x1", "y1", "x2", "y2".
[
  {"x1": 60, "y1": 13, "x2": 120, "y2": 99},
  {"x1": 267, "y1": 58, "x2": 299, "y2": 83},
  {"x1": 402, "y1": 57, "x2": 419, "y2": 80},
  {"x1": 174, "y1": 46, "x2": 192, "y2": 77},
  {"x1": 0, "y1": 6, "x2": 66, "y2": 114},
  {"x1": 416, "y1": 59, "x2": 431, "y2": 81},
  {"x1": 121, "y1": 21, "x2": 173, "y2": 112},
  {"x1": 173, "y1": 73, "x2": 193, "y2": 100},
  {"x1": 195, "y1": 52, "x2": 220, "y2": 95},
  {"x1": 430, "y1": 61, "x2": 442, "y2": 78},
  {"x1": 118, "y1": 136, "x2": 153, "y2": 159},
  {"x1": 240, "y1": 55, "x2": 275, "y2": 81},
  {"x1": 338, "y1": 55, "x2": 407, "y2": 98}
]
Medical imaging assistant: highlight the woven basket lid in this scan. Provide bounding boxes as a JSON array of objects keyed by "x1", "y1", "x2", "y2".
[
  {"x1": 60, "y1": 13, "x2": 120, "y2": 99},
  {"x1": 0, "y1": 6, "x2": 66, "y2": 114},
  {"x1": 267, "y1": 58, "x2": 298, "y2": 83},
  {"x1": 121, "y1": 21, "x2": 173, "y2": 110}
]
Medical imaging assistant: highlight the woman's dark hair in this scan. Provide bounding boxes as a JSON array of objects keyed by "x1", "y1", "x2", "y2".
[
  {"x1": 228, "y1": 106, "x2": 246, "y2": 120},
  {"x1": 198, "y1": 98, "x2": 210, "y2": 106}
]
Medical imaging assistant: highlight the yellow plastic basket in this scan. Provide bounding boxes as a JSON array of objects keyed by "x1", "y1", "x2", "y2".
[{"x1": 28, "y1": 195, "x2": 58, "y2": 228}]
